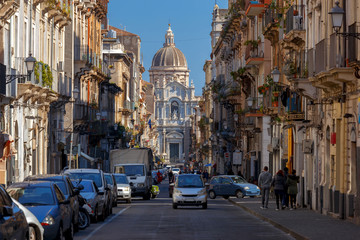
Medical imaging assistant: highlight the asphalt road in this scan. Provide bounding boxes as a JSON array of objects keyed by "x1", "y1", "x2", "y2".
[{"x1": 74, "y1": 179, "x2": 294, "y2": 240}]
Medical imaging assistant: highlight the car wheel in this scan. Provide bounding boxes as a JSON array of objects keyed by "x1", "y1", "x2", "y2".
[
  {"x1": 92, "y1": 206, "x2": 98, "y2": 223},
  {"x1": 223, "y1": 196, "x2": 229, "y2": 199},
  {"x1": 29, "y1": 226, "x2": 36, "y2": 240},
  {"x1": 100, "y1": 205, "x2": 106, "y2": 221},
  {"x1": 172, "y1": 203, "x2": 178, "y2": 209},
  {"x1": 113, "y1": 198, "x2": 118, "y2": 207},
  {"x1": 236, "y1": 190, "x2": 244, "y2": 198},
  {"x1": 209, "y1": 190, "x2": 216, "y2": 199},
  {"x1": 56, "y1": 225, "x2": 65, "y2": 240},
  {"x1": 65, "y1": 221, "x2": 74, "y2": 240},
  {"x1": 202, "y1": 202, "x2": 208, "y2": 209}
]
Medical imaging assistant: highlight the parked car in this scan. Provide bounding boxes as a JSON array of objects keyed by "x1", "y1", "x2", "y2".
[
  {"x1": 113, "y1": 173, "x2": 132, "y2": 203},
  {"x1": 72, "y1": 179, "x2": 103, "y2": 223},
  {"x1": 104, "y1": 173, "x2": 118, "y2": 208},
  {"x1": 208, "y1": 175, "x2": 260, "y2": 199},
  {"x1": 172, "y1": 174, "x2": 207, "y2": 209},
  {"x1": 25, "y1": 174, "x2": 80, "y2": 231},
  {"x1": 0, "y1": 184, "x2": 28, "y2": 240},
  {"x1": 64, "y1": 168, "x2": 111, "y2": 221},
  {"x1": 12, "y1": 198, "x2": 44, "y2": 240},
  {"x1": 7, "y1": 181, "x2": 73, "y2": 240}
]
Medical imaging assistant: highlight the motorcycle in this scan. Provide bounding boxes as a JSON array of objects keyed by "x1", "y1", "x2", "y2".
[{"x1": 78, "y1": 194, "x2": 91, "y2": 230}]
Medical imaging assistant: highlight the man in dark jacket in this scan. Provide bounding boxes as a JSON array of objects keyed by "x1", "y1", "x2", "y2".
[
  {"x1": 258, "y1": 166, "x2": 272, "y2": 209},
  {"x1": 271, "y1": 170, "x2": 286, "y2": 210},
  {"x1": 282, "y1": 167, "x2": 289, "y2": 208}
]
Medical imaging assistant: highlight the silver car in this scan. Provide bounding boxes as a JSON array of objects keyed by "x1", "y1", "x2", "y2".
[
  {"x1": 172, "y1": 174, "x2": 208, "y2": 209},
  {"x1": 12, "y1": 198, "x2": 44, "y2": 240},
  {"x1": 113, "y1": 174, "x2": 132, "y2": 203},
  {"x1": 72, "y1": 180, "x2": 103, "y2": 223}
]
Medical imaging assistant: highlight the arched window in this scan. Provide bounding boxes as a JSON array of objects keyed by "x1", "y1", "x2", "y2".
[{"x1": 171, "y1": 101, "x2": 179, "y2": 120}]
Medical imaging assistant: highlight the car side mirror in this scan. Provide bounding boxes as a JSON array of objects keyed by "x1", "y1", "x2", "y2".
[
  {"x1": 129, "y1": 182, "x2": 134, "y2": 187},
  {"x1": 105, "y1": 187, "x2": 111, "y2": 191},
  {"x1": 170, "y1": 183, "x2": 174, "y2": 187},
  {"x1": 98, "y1": 191, "x2": 105, "y2": 195},
  {"x1": 60, "y1": 200, "x2": 70, "y2": 205},
  {"x1": 1, "y1": 206, "x2": 13, "y2": 216}
]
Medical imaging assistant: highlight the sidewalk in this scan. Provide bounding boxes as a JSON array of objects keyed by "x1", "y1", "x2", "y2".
[{"x1": 228, "y1": 197, "x2": 360, "y2": 240}]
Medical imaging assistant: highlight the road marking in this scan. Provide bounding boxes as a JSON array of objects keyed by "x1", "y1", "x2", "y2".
[{"x1": 82, "y1": 206, "x2": 130, "y2": 240}]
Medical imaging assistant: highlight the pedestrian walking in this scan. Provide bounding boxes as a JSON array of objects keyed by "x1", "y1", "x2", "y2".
[
  {"x1": 168, "y1": 170, "x2": 174, "y2": 183},
  {"x1": 271, "y1": 170, "x2": 286, "y2": 211},
  {"x1": 286, "y1": 169, "x2": 300, "y2": 210},
  {"x1": 282, "y1": 167, "x2": 289, "y2": 208},
  {"x1": 202, "y1": 170, "x2": 209, "y2": 182},
  {"x1": 258, "y1": 166, "x2": 272, "y2": 209}
]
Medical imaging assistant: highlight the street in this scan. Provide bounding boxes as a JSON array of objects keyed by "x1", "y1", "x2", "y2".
[{"x1": 74, "y1": 180, "x2": 293, "y2": 240}]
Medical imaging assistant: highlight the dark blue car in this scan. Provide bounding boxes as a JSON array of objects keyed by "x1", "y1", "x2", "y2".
[
  {"x1": 208, "y1": 175, "x2": 260, "y2": 199},
  {"x1": 0, "y1": 184, "x2": 28, "y2": 240},
  {"x1": 7, "y1": 181, "x2": 73, "y2": 240}
]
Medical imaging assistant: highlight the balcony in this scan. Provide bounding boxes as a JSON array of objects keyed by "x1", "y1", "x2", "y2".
[
  {"x1": 42, "y1": 0, "x2": 71, "y2": 28},
  {"x1": 0, "y1": 0, "x2": 19, "y2": 22},
  {"x1": 119, "y1": 100, "x2": 132, "y2": 115},
  {"x1": 245, "y1": 42, "x2": 264, "y2": 65},
  {"x1": 263, "y1": 8, "x2": 279, "y2": 44},
  {"x1": 285, "y1": 93, "x2": 304, "y2": 121},
  {"x1": 245, "y1": 0, "x2": 271, "y2": 17},
  {"x1": 282, "y1": 5, "x2": 305, "y2": 51}
]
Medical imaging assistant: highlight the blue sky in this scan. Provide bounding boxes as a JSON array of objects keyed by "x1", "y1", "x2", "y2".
[{"x1": 107, "y1": 0, "x2": 228, "y2": 96}]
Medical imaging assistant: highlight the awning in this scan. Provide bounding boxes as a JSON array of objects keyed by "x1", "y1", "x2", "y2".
[{"x1": 80, "y1": 151, "x2": 95, "y2": 162}]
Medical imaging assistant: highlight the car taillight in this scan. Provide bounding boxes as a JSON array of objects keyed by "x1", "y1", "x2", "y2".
[
  {"x1": 41, "y1": 215, "x2": 55, "y2": 226},
  {"x1": 88, "y1": 203, "x2": 94, "y2": 214}
]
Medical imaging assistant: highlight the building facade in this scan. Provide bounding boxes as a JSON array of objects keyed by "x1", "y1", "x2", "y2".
[{"x1": 149, "y1": 25, "x2": 199, "y2": 164}]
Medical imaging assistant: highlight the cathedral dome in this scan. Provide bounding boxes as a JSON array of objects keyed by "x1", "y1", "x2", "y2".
[{"x1": 151, "y1": 25, "x2": 187, "y2": 68}]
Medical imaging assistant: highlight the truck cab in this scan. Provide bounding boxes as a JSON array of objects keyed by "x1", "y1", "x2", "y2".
[{"x1": 113, "y1": 163, "x2": 152, "y2": 200}]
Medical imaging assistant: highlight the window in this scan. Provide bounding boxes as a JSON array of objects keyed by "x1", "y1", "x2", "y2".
[
  {"x1": 54, "y1": 185, "x2": 65, "y2": 202},
  {"x1": 221, "y1": 177, "x2": 231, "y2": 184},
  {"x1": 171, "y1": 101, "x2": 179, "y2": 120},
  {"x1": 210, "y1": 177, "x2": 220, "y2": 185}
]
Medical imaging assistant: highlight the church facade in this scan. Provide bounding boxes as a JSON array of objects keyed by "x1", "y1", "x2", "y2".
[{"x1": 149, "y1": 25, "x2": 199, "y2": 164}]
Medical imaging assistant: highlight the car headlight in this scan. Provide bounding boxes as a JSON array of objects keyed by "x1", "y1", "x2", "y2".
[
  {"x1": 198, "y1": 188, "x2": 206, "y2": 194},
  {"x1": 41, "y1": 214, "x2": 55, "y2": 226},
  {"x1": 124, "y1": 187, "x2": 130, "y2": 191},
  {"x1": 174, "y1": 189, "x2": 182, "y2": 194},
  {"x1": 256, "y1": 186, "x2": 260, "y2": 190},
  {"x1": 244, "y1": 186, "x2": 250, "y2": 190}
]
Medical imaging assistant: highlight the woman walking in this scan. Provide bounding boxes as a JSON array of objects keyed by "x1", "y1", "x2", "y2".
[
  {"x1": 271, "y1": 170, "x2": 286, "y2": 211},
  {"x1": 286, "y1": 169, "x2": 300, "y2": 210}
]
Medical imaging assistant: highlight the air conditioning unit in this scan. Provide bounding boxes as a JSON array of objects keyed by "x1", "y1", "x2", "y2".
[
  {"x1": 302, "y1": 139, "x2": 313, "y2": 154},
  {"x1": 293, "y1": 16, "x2": 303, "y2": 30},
  {"x1": 272, "y1": 137, "x2": 280, "y2": 150},
  {"x1": 57, "y1": 61, "x2": 64, "y2": 72}
]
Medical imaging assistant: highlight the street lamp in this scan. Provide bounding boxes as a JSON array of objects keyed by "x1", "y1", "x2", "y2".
[
  {"x1": 247, "y1": 97, "x2": 254, "y2": 108},
  {"x1": 6, "y1": 54, "x2": 37, "y2": 84},
  {"x1": 329, "y1": 1, "x2": 360, "y2": 39},
  {"x1": 271, "y1": 67, "x2": 281, "y2": 83}
]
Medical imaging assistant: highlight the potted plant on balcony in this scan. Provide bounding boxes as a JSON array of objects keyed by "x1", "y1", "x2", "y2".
[
  {"x1": 271, "y1": 96, "x2": 279, "y2": 107},
  {"x1": 258, "y1": 85, "x2": 265, "y2": 94}
]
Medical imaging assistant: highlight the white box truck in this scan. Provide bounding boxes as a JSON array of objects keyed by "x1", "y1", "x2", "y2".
[{"x1": 110, "y1": 148, "x2": 154, "y2": 200}]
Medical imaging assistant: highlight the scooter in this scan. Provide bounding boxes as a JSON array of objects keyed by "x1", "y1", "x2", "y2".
[
  {"x1": 78, "y1": 194, "x2": 91, "y2": 230},
  {"x1": 151, "y1": 185, "x2": 160, "y2": 199}
]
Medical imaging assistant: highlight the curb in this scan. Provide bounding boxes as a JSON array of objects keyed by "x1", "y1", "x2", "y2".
[{"x1": 228, "y1": 198, "x2": 309, "y2": 240}]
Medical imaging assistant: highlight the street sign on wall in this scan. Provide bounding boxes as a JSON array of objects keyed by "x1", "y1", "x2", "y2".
[{"x1": 233, "y1": 150, "x2": 242, "y2": 165}]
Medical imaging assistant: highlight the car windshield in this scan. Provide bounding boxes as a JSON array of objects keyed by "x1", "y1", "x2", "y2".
[
  {"x1": 231, "y1": 176, "x2": 248, "y2": 184},
  {"x1": 114, "y1": 175, "x2": 128, "y2": 184},
  {"x1": 31, "y1": 178, "x2": 68, "y2": 195},
  {"x1": 176, "y1": 175, "x2": 204, "y2": 188},
  {"x1": 114, "y1": 165, "x2": 144, "y2": 176},
  {"x1": 8, "y1": 186, "x2": 55, "y2": 205},
  {"x1": 72, "y1": 181, "x2": 94, "y2": 193},
  {"x1": 105, "y1": 175, "x2": 113, "y2": 185},
  {"x1": 66, "y1": 173, "x2": 103, "y2": 188}
]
